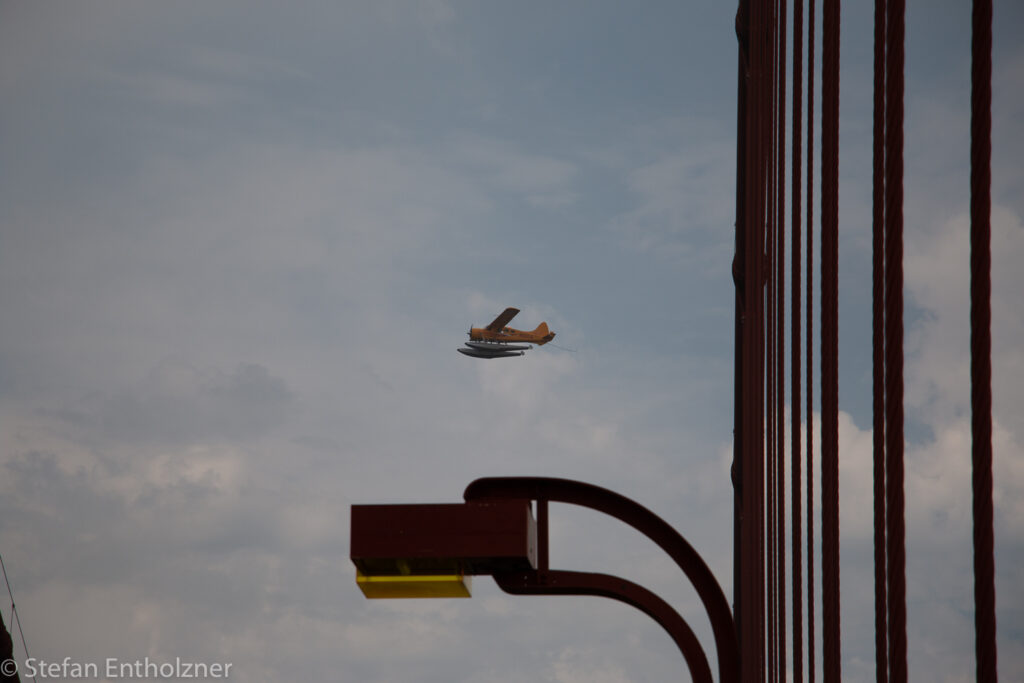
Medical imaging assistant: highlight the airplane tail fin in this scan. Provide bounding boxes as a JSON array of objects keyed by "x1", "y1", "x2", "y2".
[{"x1": 533, "y1": 322, "x2": 556, "y2": 345}]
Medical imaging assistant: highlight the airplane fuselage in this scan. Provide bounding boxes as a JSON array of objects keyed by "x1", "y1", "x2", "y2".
[
  {"x1": 459, "y1": 307, "x2": 555, "y2": 358},
  {"x1": 468, "y1": 323, "x2": 554, "y2": 345}
]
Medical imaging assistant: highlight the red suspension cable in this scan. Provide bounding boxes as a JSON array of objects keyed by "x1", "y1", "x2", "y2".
[
  {"x1": 883, "y1": 0, "x2": 907, "y2": 680},
  {"x1": 820, "y1": 0, "x2": 841, "y2": 679},
  {"x1": 737, "y1": 0, "x2": 769, "y2": 677},
  {"x1": 970, "y1": 0, "x2": 997, "y2": 679},
  {"x1": 790, "y1": 1, "x2": 805, "y2": 680},
  {"x1": 766, "y1": 2, "x2": 779, "y2": 676},
  {"x1": 805, "y1": 0, "x2": 816, "y2": 678},
  {"x1": 769, "y1": 1, "x2": 775, "y2": 668},
  {"x1": 776, "y1": 4, "x2": 788, "y2": 679}
]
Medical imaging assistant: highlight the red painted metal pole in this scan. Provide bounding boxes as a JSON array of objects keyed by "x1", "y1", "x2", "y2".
[
  {"x1": 790, "y1": 1, "x2": 805, "y2": 680},
  {"x1": 820, "y1": 0, "x2": 841, "y2": 679},
  {"x1": 495, "y1": 570, "x2": 713, "y2": 683},
  {"x1": 883, "y1": 0, "x2": 907, "y2": 680},
  {"x1": 732, "y1": 3, "x2": 751, "y2": 673},
  {"x1": 775, "y1": 5, "x2": 788, "y2": 680},
  {"x1": 465, "y1": 477, "x2": 739, "y2": 683},
  {"x1": 805, "y1": 0, "x2": 816, "y2": 677},
  {"x1": 742, "y1": 0, "x2": 767, "y2": 677},
  {"x1": 970, "y1": 0, "x2": 997, "y2": 679}
]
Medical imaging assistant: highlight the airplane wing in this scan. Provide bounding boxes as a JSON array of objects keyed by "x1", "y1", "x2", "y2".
[{"x1": 485, "y1": 307, "x2": 520, "y2": 332}]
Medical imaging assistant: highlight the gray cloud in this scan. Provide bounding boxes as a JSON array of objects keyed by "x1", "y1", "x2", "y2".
[
  {"x1": 1, "y1": 1, "x2": 1022, "y2": 682},
  {"x1": 94, "y1": 360, "x2": 292, "y2": 443}
]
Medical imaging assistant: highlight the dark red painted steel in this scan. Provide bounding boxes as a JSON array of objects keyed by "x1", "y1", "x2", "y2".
[
  {"x1": 766, "y1": 3, "x2": 778, "y2": 673},
  {"x1": 971, "y1": 0, "x2": 997, "y2": 679},
  {"x1": 768, "y1": 12, "x2": 775, "y2": 670},
  {"x1": 740, "y1": 0, "x2": 767, "y2": 677},
  {"x1": 464, "y1": 477, "x2": 739, "y2": 683},
  {"x1": 883, "y1": 1, "x2": 907, "y2": 680},
  {"x1": 820, "y1": 0, "x2": 842, "y2": 679},
  {"x1": 494, "y1": 570, "x2": 713, "y2": 683},
  {"x1": 775, "y1": 4, "x2": 788, "y2": 679},
  {"x1": 350, "y1": 501, "x2": 537, "y2": 576},
  {"x1": 732, "y1": 2, "x2": 750, "y2": 673},
  {"x1": 805, "y1": 1, "x2": 816, "y2": 678},
  {"x1": 790, "y1": 1, "x2": 805, "y2": 680}
]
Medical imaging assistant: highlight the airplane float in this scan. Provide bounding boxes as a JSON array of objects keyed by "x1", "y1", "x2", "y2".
[{"x1": 458, "y1": 307, "x2": 555, "y2": 359}]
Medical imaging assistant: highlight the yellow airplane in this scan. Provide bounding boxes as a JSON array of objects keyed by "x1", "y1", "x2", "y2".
[{"x1": 459, "y1": 307, "x2": 555, "y2": 358}]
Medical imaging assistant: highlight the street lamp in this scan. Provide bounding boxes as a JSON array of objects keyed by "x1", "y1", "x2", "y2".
[
  {"x1": 351, "y1": 498, "x2": 537, "y2": 598},
  {"x1": 350, "y1": 477, "x2": 737, "y2": 683}
]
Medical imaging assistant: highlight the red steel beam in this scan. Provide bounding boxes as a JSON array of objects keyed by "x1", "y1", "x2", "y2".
[{"x1": 351, "y1": 500, "x2": 537, "y2": 577}]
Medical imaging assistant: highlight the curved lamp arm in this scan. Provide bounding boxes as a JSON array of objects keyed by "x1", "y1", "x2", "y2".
[
  {"x1": 495, "y1": 568, "x2": 713, "y2": 683},
  {"x1": 465, "y1": 477, "x2": 738, "y2": 683}
]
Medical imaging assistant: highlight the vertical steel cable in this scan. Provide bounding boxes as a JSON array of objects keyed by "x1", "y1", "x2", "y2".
[
  {"x1": 760, "y1": 3, "x2": 772, "y2": 676},
  {"x1": 805, "y1": 0, "x2": 816, "y2": 678},
  {"x1": 770, "y1": 13, "x2": 776, "y2": 669},
  {"x1": 883, "y1": 0, "x2": 907, "y2": 680},
  {"x1": 774, "y1": 3, "x2": 782, "y2": 679},
  {"x1": 970, "y1": 0, "x2": 997, "y2": 679},
  {"x1": 790, "y1": 1, "x2": 805, "y2": 680},
  {"x1": 737, "y1": 0, "x2": 769, "y2": 677},
  {"x1": 871, "y1": 0, "x2": 889, "y2": 681},
  {"x1": 763, "y1": 2, "x2": 773, "y2": 675},
  {"x1": 776, "y1": 3, "x2": 788, "y2": 679},
  {"x1": 733, "y1": 2, "x2": 749, "y2": 673},
  {"x1": 820, "y1": 0, "x2": 841, "y2": 679},
  {"x1": 766, "y1": 1, "x2": 779, "y2": 675},
  {"x1": 769, "y1": 8, "x2": 775, "y2": 672}
]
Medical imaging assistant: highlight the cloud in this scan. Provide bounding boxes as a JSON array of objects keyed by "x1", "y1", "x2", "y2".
[
  {"x1": 606, "y1": 117, "x2": 735, "y2": 264},
  {"x1": 0, "y1": 3, "x2": 1021, "y2": 682},
  {"x1": 821, "y1": 196, "x2": 1024, "y2": 679},
  {"x1": 450, "y1": 134, "x2": 579, "y2": 208},
  {"x1": 548, "y1": 647, "x2": 633, "y2": 683},
  {"x1": 91, "y1": 359, "x2": 292, "y2": 443}
]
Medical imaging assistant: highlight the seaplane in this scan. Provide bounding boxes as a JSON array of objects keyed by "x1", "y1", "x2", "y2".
[{"x1": 458, "y1": 307, "x2": 555, "y2": 359}]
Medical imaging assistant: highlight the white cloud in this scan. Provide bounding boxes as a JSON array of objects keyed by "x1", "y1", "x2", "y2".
[{"x1": 548, "y1": 647, "x2": 633, "y2": 683}]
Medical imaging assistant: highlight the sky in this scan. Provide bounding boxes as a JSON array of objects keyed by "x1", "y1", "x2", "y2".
[{"x1": 1, "y1": 1, "x2": 1022, "y2": 681}]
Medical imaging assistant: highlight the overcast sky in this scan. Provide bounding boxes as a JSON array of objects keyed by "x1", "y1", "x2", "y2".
[{"x1": 1, "y1": 2, "x2": 1022, "y2": 681}]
